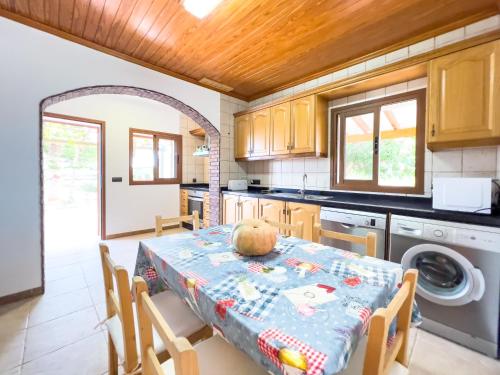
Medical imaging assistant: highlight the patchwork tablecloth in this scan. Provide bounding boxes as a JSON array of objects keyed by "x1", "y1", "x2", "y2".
[{"x1": 134, "y1": 225, "x2": 421, "y2": 375}]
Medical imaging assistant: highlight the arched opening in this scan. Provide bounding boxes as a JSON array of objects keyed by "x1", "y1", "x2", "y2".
[{"x1": 39, "y1": 85, "x2": 220, "y2": 274}]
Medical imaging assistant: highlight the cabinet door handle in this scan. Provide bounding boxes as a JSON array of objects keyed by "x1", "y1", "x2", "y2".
[{"x1": 431, "y1": 124, "x2": 436, "y2": 137}]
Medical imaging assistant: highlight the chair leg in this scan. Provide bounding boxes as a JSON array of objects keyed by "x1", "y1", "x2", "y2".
[{"x1": 108, "y1": 335, "x2": 119, "y2": 375}]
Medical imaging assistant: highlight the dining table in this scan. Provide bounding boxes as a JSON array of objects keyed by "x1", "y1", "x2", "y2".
[{"x1": 134, "y1": 224, "x2": 421, "y2": 375}]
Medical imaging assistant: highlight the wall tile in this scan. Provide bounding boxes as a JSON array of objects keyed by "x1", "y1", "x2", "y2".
[
  {"x1": 347, "y1": 93, "x2": 366, "y2": 104},
  {"x1": 366, "y1": 56, "x2": 386, "y2": 71},
  {"x1": 385, "y1": 82, "x2": 408, "y2": 95},
  {"x1": 424, "y1": 150, "x2": 433, "y2": 172},
  {"x1": 365, "y1": 88, "x2": 385, "y2": 100},
  {"x1": 331, "y1": 97, "x2": 348, "y2": 108},
  {"x1": 465, "y1": 15, "x2": 500, "y2": 38},
  {"x1": 282, "y1": 159, "x2": 293, "y2": 173},
  {"x1": 292, "y1": 159, "x2": 305, "y2": 173},
  {"x1": 432, "y1": 150, "x2": 462, "y2": 172},
  {"x1": 462, "y1": 147, "x2": 497, "y2": 172},
  {"x1": 462, "y1": 171, "x2": 497, "y2": 178},
  {"x1": 306, "y1": 172, "x2": 318, "y2": 188},
  {"x1": 318, "y1": 73, "x2": 333, "y2": 85},
  {"x1": 408, "y1": 77, "x2": 428, "y2": 90},
  {"x1": 316, "y1": 158, "x2": 330, "y2": 173},
  {"x1": 409, "y1": 38, "x2": 435, "y2": 56},
  {"x1": 435, "y1": 28, "x2": 465, "y2": 48},
  {"x1": 304, "y1": 158, "x2": 317, "y2": 173},
  {"x1": 348, "y1": 62, "x2": 366, "y2": 76},
  {"x1": 332, "y1": 69, "x2": 348, "y2": 81},
  {"x1": 385, "y1": 47, "x2": 409, "y2": 63},
  {"x1": 303, "y1": 78, "x2": 319, "y2": 89}
]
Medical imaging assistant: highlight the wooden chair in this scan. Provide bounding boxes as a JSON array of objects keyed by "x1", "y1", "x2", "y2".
[
  {"x1": 133, "y1": 276, "x2": 268, "y2": 375},
  {"x1": 341, "y1": 269, "x2": 418, "y2": 375},
  {"x1": 312, "y1": 223, "x2": 377, "y2": 257},
  {"x1": 262, "y1": 218, "x2": 305, "y2": 239},
  {"x1": 155, "y1": 211, "x2": 200, "y2": 236},
  {"x1": 99, "y1": 244, "x2": 211, "y2": 375}
]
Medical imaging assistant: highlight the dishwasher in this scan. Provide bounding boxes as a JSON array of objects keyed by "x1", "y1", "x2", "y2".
[{"x1": 320, "y1": 207, "x2": 387, "y2": 259}]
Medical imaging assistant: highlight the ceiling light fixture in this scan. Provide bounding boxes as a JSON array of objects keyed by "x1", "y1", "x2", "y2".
[{"x1": 183, "y1": 0, "x2": 222, "y2": 19}]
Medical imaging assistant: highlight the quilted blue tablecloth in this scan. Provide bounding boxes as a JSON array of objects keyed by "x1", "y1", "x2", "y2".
[{"x1": 134, "y1": 225, "x2": 420, "y2": 375}]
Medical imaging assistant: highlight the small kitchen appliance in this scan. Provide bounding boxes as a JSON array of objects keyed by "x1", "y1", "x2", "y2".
[
  {"x1": 432, "y1": 177, "x2": 499, "y2": 214},
  {"x1": 227, "y1": 179, "x2": 248, "y2": 191}
]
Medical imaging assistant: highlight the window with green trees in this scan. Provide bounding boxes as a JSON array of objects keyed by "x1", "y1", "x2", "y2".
[{"x1": 332, "y1": 89, "x2": 425, "y2": 194}]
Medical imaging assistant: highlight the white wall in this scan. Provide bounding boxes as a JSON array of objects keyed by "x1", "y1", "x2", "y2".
[
  {"x1": 48, "y1": 95, "x2": 182, "y2": 235},
  {"x1": 0, "y1": 17, "x2": 221, "y2": 298}
]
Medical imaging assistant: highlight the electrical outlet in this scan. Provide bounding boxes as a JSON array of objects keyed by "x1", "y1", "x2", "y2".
[
  {"x1": 250, "y1": 179, "x2": 261, "y2": 185},
  {"x1": 192, "y1": 178, "x2": 197, "y2": 183}
]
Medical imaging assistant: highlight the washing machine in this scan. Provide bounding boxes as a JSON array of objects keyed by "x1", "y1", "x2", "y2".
[{"x1": 389, "y1": 215, "x2": 500, "y2": 358}]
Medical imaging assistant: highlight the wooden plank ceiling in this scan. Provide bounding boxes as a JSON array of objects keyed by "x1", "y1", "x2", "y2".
[{"x1": 0, "y1": 0, "x2": 499, "y2": 99}]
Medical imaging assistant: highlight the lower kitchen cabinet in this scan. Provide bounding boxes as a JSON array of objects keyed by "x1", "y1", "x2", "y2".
[
  {"x1": 259, "y1": 199, "x2": 286, "y2": 232},
  {"x1": 240, "y1": 196, "x2": 259, "y2": 220},
  {"x1": 223, "y1": 195, "x2": 259, "y2": 224},
  {"x1": 287, "y1": 202, "x2": 320, "y2": 241},
  {"x1": 223, "y1": 194, "x2": 240, "y2": 224},
  {"x1": 223, "y1": 195, "x2": 320, "y2": 241}
]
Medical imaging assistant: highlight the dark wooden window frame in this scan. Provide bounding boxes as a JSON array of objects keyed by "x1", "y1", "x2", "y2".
[
  {"x1": 129, "y1": 128, "x2": 182, "y2": 185},
  {"x1": 331, "y1": 89, "x2": 426, "y2": 194}
]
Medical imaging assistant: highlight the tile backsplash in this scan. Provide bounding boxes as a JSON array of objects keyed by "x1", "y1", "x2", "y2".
[{"x1": 180, "y1": 114, "x2": 209, "y2": 183}]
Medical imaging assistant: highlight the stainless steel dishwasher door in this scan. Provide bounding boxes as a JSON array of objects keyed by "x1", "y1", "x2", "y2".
[{"x1": 320, "y1": 207, "x2": 387, "y2": 259}]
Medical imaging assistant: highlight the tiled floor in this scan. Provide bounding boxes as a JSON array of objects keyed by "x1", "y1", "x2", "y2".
[{"x1": 1, "y1": 230, "x2": 499, "y2": 374}]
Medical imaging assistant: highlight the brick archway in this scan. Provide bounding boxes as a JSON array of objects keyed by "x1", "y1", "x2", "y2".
[{"x1": 40, "y1": 85, "x2": 221, "y2": 227}]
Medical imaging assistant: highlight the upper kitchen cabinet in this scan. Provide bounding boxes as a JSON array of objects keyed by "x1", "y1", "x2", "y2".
[
  {"x1": 427, "y1": 40, "x2": 500, "y2": 150},
  {"x1": 290, "y1": 96, "x2": 316, "y2": 154},
  {"x1": 270, "y1": 102, "x2": 291, "y2": 155},
  {"x1": 251, "y1": 108, "x2": 271, "y2": 157},
  {"x1": 234, "y1": 95, "x2": 327, "y2": 160},
  {"x1": 235, "y1": 114, "x2": 251, "y2": 158}
]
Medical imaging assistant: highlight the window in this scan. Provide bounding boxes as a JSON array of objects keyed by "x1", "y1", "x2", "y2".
[
  {"x1": 129, "y1": 128, "x2": 182, "y2": 185},
  {"x1": 332, "y1": 89, "x2": 425, "y2": 194}
]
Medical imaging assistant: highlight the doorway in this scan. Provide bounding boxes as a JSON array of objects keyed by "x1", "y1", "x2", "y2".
[{"x1": 42, "y1": 112, "x2": 105, "y2": 255}]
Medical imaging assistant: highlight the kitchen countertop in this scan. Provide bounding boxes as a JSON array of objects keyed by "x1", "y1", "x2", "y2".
[
  {"x1": 222, "y1": 186, "x2": 500, "y2": 228},
  {"x1": 180, "y1": 183, "x2": 209, "y2": 192}
]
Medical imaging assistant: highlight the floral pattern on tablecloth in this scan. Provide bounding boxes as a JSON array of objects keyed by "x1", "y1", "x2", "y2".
[{"x1": 134, "y1": 225, "x2": 421, "y2": 375}]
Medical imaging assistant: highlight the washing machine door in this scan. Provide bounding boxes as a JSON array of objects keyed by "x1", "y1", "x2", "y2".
[{"x1": 401, "y1": 244, "x2": 485, "y2": 306}]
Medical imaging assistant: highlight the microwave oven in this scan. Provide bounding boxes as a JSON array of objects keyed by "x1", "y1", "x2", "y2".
[{"x1": 432, "y1": 177, "x2": 499, "y2": 214}]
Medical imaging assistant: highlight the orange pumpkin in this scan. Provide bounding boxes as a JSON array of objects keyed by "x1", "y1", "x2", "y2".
[{"x1": 231, "y1": 219, "x2": 278, "y2": 256}]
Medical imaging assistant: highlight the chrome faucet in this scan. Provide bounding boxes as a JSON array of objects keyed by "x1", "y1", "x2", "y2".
[{"x1": 299, "y1": 173, "x2": 307, "y2": 199}]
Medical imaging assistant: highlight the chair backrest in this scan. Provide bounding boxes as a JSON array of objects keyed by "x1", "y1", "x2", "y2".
[
  {"x1": 133, "y1": 276, "x2": 199, "y2": 375},
  {"x1": 262, "y1": 218, "x2": 304, "y2": 239},
  {"x1": 312, "y1": 223, "x2": 377, "y2": 257},
  {"x1": 99, "y1": 244, "x2": 138, "y2": 372},
  {"x1": 363, "y1": 269, "x2": 418, "y2": 375},
  {"x1": 155, "y1": 210, "x2": 200, "y2": 236}
]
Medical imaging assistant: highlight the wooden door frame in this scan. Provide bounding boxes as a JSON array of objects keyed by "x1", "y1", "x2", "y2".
[{"x1": 42, "y1": 112, "x2": 107, "y2": 240}]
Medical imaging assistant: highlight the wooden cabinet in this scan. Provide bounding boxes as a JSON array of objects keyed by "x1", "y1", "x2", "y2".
[
  {"x1": 259, "y1": 199, "x2": 286, "y2": 232},
  {"x1": 223, "y1": 194, "x2": 240, "y2": 224},
  {"x1": 240, "y1": 196, "x2": 259, "y2": 220},
  {"x1": 203, "y1": 192, "x2": 210, "y2": 228},
  {"x1": 287, "y1": 202, "x2": 320, "y2": 241},
  {"x1": 251, "y1": 109, "x2": 270, "y2": 157},
  {"x1": 222, "y1": 195, "x2": 259, "y2": 224},
  {"x1": 428, "y1": 40, "x2": 500, "y2": 149},
  {"x1": 180, "y1": 189, "x2": 188, "y2": 215},
  {"x1": 291, "y1": 96, "x2": 316, "y2": 154},
  {"x1": 234, "y1": 95, "x2": 327, "y2": 160},
  {"x1": 223, "y1": 195, "x2": 320, "y2": 241},
  {"x1": 270, "y1": 102, "x2": 291, "y2": 155},
  {"x1": 235, "y1": 114, "x2": 251, "y2": 158}
]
